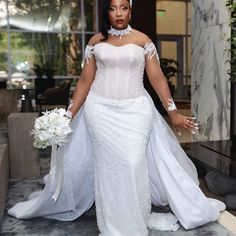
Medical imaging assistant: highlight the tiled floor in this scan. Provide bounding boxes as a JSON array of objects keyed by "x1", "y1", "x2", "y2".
[
  {"x1": 1, "y1": 149, "x2": 236, "y2": 236},
  {"x1": 2, "y1": 208, "x2": 235, "y2": 236},
  {"x1": 199, "y1": 179, "x2": 236, "y2": 235}
]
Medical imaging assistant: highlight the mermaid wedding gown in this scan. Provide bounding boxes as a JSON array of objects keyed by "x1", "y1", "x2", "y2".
[{"x1": 8, "y1": 42, "x2": 225, "y2": 236}]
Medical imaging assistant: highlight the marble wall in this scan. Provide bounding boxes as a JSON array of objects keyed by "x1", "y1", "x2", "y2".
[{"x1": 191, "y1": 0, "x2": 231, "y2": 141}]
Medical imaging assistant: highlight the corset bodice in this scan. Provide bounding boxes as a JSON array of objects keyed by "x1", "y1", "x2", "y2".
[{"x1": 90, "y1": 43, "x2": 146, "y2": 99}]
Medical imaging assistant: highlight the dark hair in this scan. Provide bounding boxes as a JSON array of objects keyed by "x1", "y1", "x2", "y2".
[{"x1": 101, "y1": 0, "x2": 130, "y2": 41}]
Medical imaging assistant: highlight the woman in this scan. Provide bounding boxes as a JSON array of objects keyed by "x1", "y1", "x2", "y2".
[{"x1": 8, "y1": 0, "x2": 225, "y2": 235}]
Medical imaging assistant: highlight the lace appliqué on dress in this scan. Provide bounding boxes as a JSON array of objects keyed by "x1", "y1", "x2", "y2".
[
  {"x1": 84, "y1": 45, "x2": 94, "y2": 64},
  {"x1": 65, "y1": 99, "x2": 74, "y2": 120},
  {"x1": 167, "y1": 98, "x2": 177, "y2": 111},
  {"x1": 144, "y1": 42, "x2": 159, "y2": 61},
  {"x1": 161, "y1": 98, "x2": 177, "y2": 113}
]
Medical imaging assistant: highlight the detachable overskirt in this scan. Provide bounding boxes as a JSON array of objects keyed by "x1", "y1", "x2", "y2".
[{"x1": 8, "y1": 107, "x2": 95, "y2": 220}]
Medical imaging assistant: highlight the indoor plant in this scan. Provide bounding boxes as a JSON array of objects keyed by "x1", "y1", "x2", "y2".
[{"x1": 159, "y1": 58, "x2": 179, "y2": 98}]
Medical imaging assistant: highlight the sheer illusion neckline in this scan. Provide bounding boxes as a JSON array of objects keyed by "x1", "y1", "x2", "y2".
[{"x1": 94, "y1": 42, "x2": 145, "y2": 51}]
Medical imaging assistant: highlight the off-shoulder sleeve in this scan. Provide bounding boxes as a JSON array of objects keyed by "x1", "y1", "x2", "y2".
[
  {"x1": 84, "y1": 45, "x2": 95, "y2": 64},
  {"x1": 144, "y1": 42, "x2": 160, "y2": 62}
]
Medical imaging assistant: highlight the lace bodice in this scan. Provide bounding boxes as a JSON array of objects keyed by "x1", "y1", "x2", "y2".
[{"x1": 88, "y1": 43, "x2": 158, "y2": 99}]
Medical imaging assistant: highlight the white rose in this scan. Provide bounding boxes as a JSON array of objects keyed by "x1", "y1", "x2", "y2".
[{"x1": 58, "y1": 108, "x2": 66, "y2": 116}]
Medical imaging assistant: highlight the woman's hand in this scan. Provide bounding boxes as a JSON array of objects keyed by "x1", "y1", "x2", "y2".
[{"x1": 169, "y1": 112, "x2": 199, "y2": 136}]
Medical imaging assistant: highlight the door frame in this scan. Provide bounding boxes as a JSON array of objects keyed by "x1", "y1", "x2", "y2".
[{"x1": 157, "y1": 34, "x2": 184, "y2": 99}]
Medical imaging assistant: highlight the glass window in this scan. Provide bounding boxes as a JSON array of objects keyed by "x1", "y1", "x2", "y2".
[
  {"x1": 84, "y1": 0, "x2": 97, "y2": 32},
  {"x1": 8, "y1": 32, "x2": 83, "y2": 78},
  {"x1": 0, "y1": 1, "x2": 7, "y2": 30},
  {"x1": 160, "y1": 41, "x2": 177, "y2": 87},
  {"x1": 0, "y1": 0, "x2": 98, "y2": 81},
  {"x1": 0, "y1": 32, "x2": 8, "y2": 76},
  {"x1": 156, "y1": 0, "x2": 192, "y2": 100},
  {"x1": 6, "y1": 0, "x2": 83, "y2": 32}
]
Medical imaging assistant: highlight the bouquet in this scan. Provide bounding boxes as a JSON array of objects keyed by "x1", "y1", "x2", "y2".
[{"x1": 31, "y1": 108, "x2": 72, "y2": 149}]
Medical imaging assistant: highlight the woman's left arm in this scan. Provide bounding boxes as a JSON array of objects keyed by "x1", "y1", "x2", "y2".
[{"x1": 145, "y1": 42, "x2": 198, "y2": 134}]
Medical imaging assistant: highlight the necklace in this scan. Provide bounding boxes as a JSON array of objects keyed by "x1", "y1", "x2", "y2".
[{"x1": 108, "y1": 25, "x2": 132, "y2": 39}]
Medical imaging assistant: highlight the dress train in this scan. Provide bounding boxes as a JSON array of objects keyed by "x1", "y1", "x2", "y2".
[{"x1": 8, "y1": 107, "x2": 94, "y2": 220}]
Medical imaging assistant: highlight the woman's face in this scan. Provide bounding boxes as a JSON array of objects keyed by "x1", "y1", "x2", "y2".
[{"x1": 108, "y1": 0, "x2": 131, "y2": 29}]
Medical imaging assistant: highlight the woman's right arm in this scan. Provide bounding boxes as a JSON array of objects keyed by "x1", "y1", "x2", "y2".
[{"x1": 66, "y1": 46, "x2": 96, "y2": 119}]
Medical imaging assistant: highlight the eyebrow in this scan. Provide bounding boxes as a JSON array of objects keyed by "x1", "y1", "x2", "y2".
[{"x1": 110, "y1": 3, "x2": 129, "y2": 7}]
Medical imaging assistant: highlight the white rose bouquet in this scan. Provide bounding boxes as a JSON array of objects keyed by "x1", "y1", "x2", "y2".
[{"x1": 31, "y1": 108, "x2": 72, "y2": 149}]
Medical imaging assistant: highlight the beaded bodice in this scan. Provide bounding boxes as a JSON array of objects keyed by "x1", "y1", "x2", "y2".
[{"x1": 90, "y1": 43, "x2": 152, "y2": 99}]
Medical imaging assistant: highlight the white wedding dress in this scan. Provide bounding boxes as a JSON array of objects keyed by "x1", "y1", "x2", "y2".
[{"x1": 8, "y1": 42, "x2": 225, "y2": 236}]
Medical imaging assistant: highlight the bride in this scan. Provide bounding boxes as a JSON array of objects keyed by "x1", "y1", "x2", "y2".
[{"x1": 8, "y1": 0, "x2": 226, "y2": 235}]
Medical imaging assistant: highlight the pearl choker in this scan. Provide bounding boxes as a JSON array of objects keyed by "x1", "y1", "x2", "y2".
[{"x1": 108, "y1": 25, "x2": 132, "y2": 39}]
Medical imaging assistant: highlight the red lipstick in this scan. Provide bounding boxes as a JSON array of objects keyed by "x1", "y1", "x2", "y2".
[{"x1": 116, "y1": 19, "x2": 124, "y2": 24}]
